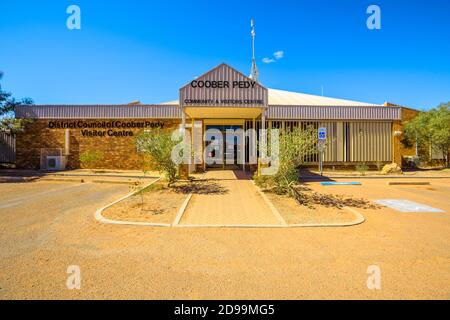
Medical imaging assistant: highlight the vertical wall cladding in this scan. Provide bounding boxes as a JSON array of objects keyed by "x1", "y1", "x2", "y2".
[
  {"x1": 348, "y1": 122, "x2": 392, "y2": 162},
  {"x1": 0, "y1": 132, "x2": 16, "y2": 163},
  {"x1": 180, "y1": 64, "x2": 268, "y2": 108},
  {"x1": 244, "y1": 120, "x2": 393, "y2": 164},
  {"x1": 318, "y1": 122, "x2": 337, "y2": 162},
  {"x1": 15, "y1": 119, "x2": 181, "y2": 170}
]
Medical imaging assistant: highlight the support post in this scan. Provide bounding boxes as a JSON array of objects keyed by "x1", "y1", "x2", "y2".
[
  {"x1": 179, "y1": 107, "x2": 189, "y2": 179},
  {"x1": 261, "y1": 109, "x2": 266, "y2": 158},
  {"x1": 242, "y1": 126, "x2": 246, "y2": 173}
]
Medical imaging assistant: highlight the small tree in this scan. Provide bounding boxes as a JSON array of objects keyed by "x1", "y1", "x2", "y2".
[
  {"x1": 0, "y1": 71, "x2": 33, "y2": 132},
  {"x1": 404, "y1": 103, "x2": 450, "y2": 167},
  {"x1": 136, "y1": 128, "x2": 182, "y2": 186},
  {"x1": 255, "y1": 126, "x2": 317, "y2": 198},
  {"x1": 79, "y1": 150, "x2": 104, "y2": 170}
]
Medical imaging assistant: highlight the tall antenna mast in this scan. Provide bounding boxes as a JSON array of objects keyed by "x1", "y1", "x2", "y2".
[{"x1": 250, "y1": 18, "x2": 259, "y2": 82}]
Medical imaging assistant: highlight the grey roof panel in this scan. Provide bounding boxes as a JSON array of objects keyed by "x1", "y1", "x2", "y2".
[
  {"x1": 267, "y1": 105, "x2": 401, "y2": 120},
  {"x1": 15, "y1": 105, "x2": 182, "y2": 119},
  {"x1": 16, "y1": 104, "x2": 401, "y2": 121}
]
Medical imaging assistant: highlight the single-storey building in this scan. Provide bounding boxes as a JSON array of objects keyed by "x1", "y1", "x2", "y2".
[{"x1": 15, "y1": 63, "x2": 418, "y2": 172}]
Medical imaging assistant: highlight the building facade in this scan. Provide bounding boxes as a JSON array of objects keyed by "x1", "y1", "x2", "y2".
[{"x1": 15, "y1": 63, "x2": 418, "y2": 171}]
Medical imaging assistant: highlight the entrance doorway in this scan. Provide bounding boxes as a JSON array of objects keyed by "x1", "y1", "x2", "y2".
[{"x1": 204, "y1": 125, "x2": 243, "y2": 170}]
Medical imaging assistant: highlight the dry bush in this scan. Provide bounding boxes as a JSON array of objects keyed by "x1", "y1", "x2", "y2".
[{"x1": 291, "y1": 185, "x2": 379, "y2": 210}]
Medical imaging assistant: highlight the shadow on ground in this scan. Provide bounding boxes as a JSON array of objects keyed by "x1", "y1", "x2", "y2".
[
  {"x1": 172, "y1": 180, "x2": 229, "y2": 195},
  {"x1": 292, "y1": 185, "x2": 381, "y2": 210},
  {"x1": 298, "y1": 168, "x2": 336, "y2": 182}
]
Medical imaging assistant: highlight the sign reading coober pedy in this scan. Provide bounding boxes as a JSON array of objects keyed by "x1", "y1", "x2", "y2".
[
  {"x1": 184, "y1": 80, "x2": 265, "y2": 105},
  {"x1": 180, "y1": 64, "x2": 268, "y2": 108},
  {"x1": 190, "y1": 80, "x2": 257, "y2": 89}
]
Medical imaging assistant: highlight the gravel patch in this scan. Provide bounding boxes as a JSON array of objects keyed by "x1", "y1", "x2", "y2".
[
  {"x1": 266, "y1": 192, "x2": 359, "y2": 225},
  {"x1": 101, "y1": 182, "x2": 189, "y2": 224}
]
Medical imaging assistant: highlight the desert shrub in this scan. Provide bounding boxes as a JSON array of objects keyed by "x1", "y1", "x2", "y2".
[
  {"x1": 292, "y1": 185, "x2": 379, "y2": 210},
  {"x1": 355, "y1": 163, "x2": 369, "y2": 176},
  {"x1": 79, "y1": 150, "x2": 104, "y2": 169},
  {"x1": 376, "y1": 161, "x2": 383, "y2": 171},
  {"x1": 254, "y1": 126, "x2": 317, "y2": 198},
  {"x1": 136, "y1": 128, "x2": 182, "y2": 186}
]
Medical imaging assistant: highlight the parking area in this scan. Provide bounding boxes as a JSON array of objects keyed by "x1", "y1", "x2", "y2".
[
  {"x1": 0, "y1": 181, "x2": 131, "y2": 259},
  {"x1": 0, "y1": 177, "x2": 449, "y2": 299},
  {"x1": 305, "y1": 178, "x2": 450, "y2": 214}
]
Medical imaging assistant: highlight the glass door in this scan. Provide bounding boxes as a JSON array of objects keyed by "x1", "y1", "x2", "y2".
[{"x1": 205, "y1": 125, "x2": 243, "y2": 169}]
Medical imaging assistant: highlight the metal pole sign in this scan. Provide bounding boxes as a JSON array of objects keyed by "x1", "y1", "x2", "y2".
[{"x1": 318, "y1": 127, "x2": 327, "y2": 176}]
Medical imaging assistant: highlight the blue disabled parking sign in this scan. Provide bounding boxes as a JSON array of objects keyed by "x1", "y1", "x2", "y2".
[
  {"x1": 318, "y1": 127, "x2": 327, "y2": 140},
  {"x1": 318, "y1": 127, "x2": 327, "y2": 175}
]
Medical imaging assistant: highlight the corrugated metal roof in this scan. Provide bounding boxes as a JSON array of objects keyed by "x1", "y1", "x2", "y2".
[
  {"x1": 161, "y1": 100, "x2": 179, "y2": 105},
  {"x1": 162, "y1": 88, "x2": 380, "y2": 107},
  {"x1": 267, "y1": 88, "x2": 379, "y2": 106},
  {"x1": 16, "y1": 87, "x2": 400, "y2": 120},
  {"x1": 17, "y1": 103, "x2": 400, "y2": 120}
]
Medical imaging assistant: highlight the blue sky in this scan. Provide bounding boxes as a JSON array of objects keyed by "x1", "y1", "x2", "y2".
[{"x1": 0, "y1": 0, "x2": 449, "y2": 109}]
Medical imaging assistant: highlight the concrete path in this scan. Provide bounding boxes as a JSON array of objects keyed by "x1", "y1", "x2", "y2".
[{"x1": 180, "y1": 170, "x2": 283, "y2": 226}]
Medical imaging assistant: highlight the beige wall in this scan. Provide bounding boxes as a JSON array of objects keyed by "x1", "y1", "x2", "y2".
[{"x1": 390, "y1": 105, "x2": 420, "y2": 166}]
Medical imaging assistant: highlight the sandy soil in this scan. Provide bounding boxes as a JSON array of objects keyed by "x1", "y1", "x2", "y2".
[
  {"x1": 102, "y1": 182, "x2": 187, "y2": 224},
  {"x1": 266, "y1": 192, "x2": 359, "y2": 225},
  {"x1": 0, "y1": 178, "x2": 449, "y2": 299}
]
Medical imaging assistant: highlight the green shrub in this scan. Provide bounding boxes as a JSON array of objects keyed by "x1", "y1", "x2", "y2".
[
  {"x1": 79, "y1": 150, "x2": 104, "y2": 169},
  {"x1": 136, "y1": 128, "x2": 182, "y2": 186},
  {"x1": 376, "y1": 161, "x2": 383, "y2": 171},
  {"x1": 254, "y1": 126, "x2": 317, "y2": 198},
  {"x1": 355, "y1": 163, "x2": 369, "y2": 176}
]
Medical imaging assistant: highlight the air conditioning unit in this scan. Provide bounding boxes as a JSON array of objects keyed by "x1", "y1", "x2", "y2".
[{"x1": 46, "y1": 156, "x2": 67, "y2": 171}]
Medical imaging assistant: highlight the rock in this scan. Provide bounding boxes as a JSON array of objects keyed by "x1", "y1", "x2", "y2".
[{"x1": 381, "y1": 163, "x2": 403, "y2": 175}]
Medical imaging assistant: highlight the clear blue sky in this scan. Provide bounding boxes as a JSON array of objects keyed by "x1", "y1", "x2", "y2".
[{"x1": 0, "y1": 0, "x2": 449, "y2": 109}]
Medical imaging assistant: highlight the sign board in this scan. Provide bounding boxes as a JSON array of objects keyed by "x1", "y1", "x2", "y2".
[
  {"x1": 318, "y1": 127, "x2": 327, "y2": 176},
  {"x1": 180, "y1": 63, "x2": 267, "y2": 108},
  {"x1": 318, "y1": 127, "x2": 327, "y2": 141}
]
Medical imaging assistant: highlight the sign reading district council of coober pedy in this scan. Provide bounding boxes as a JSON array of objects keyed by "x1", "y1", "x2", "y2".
[
  {"x1": 48, "y1": 120, "x2": 165, "y2": 129},
  {"x1": 46, "y1": 121, "x2": 166, "y2": 138}
]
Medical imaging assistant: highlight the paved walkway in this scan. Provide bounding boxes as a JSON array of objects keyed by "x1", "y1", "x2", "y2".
[{"x1": 180, "y1": 170, "x2": 283, "y2": 226}]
